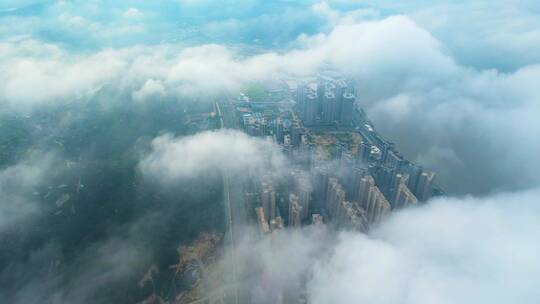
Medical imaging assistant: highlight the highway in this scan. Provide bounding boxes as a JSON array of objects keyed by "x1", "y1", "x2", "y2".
[
  {"x1": 352, "y1": 106, "x2": 386, "y2": 149},
  {"x1": 215, "y1": 101, "x2": 248, "y2": 304},
  {"x1": 222, "y1": 173, "x2": 239, "y2": 304}
]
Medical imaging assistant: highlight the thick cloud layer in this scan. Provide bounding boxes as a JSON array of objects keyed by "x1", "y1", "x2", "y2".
[
  {"x1": 0, "y1": 151, "x2": 58, "y2": 230},
  {"x1": 307, "y1": 189, "x2": 540, "y2": 303},
  {"x1": 139, "y1": 129, "x2": 288, "y2": 182},
  {"x1": 2, "y1": 5, "x2": 539, "y2": 194},
  {"x1": 0, "y1": 40, "x2": 126, "y2": 105},
  {"x1": 361, "y1": 0, "x2": 540, "y2": 71},
  {"x1": 227, "y1": 188, "x2": 540, "y2": 304}
]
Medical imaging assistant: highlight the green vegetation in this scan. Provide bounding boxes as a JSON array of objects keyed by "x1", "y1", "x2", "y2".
[
  {"x1": 0, "y1": 114, "x2": 32, "y2": 168},
  {"x1": 243, "y1": 83, "x2": 268, "y2": 101},
  {"x1": 0, "y1": 98, "x2": 225, "y2": 303}
]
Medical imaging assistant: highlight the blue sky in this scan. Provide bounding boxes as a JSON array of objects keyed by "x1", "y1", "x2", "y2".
[
  {"x1": 0, "y1": 0, "x2": 339, "y2": 50},
  {"x1": 1, "y1": 0, "x2": 539, "y2": 70}
]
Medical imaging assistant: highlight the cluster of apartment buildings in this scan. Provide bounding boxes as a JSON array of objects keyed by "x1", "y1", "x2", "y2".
[
  {"x1": 296, "y1": 77, "x2": 356, "y2": 126},
  {"x1": 236, "y1": 76, "x2": 439, "y2": 234}
]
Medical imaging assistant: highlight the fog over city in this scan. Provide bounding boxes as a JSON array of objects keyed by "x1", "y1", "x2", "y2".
[{"x1": 1, "y1": 1, "x2": 539, "y2": 303}]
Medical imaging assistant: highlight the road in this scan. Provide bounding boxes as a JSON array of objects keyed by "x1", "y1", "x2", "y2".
[
  {"x1": 215, "y1": 101, "x2": 248, "y2": 304},
  {"x1": 352, "y1": 106, "x2": 386, "y2": 149}
]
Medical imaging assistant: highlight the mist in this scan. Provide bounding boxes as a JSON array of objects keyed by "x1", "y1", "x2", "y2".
[
  {"x1": 3, "y1": 8, "x2": 539, "y2": 194},
  {"x1": 213, "y1": 188, "x2": 540, "y2": 304},
  {"x1": 1, "y1": 1, "x2": 539, "y2": 303},
  {"x1": 139, "y1": 129, "x2": 288, "y2": 182},
  {"x1": 308, "y1": 188, "x2": 540, "y2": 303}
]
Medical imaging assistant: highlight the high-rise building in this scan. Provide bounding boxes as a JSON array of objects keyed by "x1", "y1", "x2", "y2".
[
  {"x1": 358, "y1": 175, "x2": 390, "y2": 223},
  {"x1": 296, "y1": 174, "x2": 311, "y2": 221},
  {"x1": 373, "y1": 164, "x2": 395, "y2": 196},
  {"x1": 296, "y1": 84, "x2": 307, "y2": 119},
  {"x1": 313, "y1": 165, "x2": 329, "y2": 212},
  {"x1": 312, "y1": 214, "x2": 324, "y2": 225},
  {"x1": 246, "y1": 124, "x2": 257, "y2": 137},
  {"x1": 357, "y1": 175, "x2": 375, "y2": 206},
  {"x1": 288, "y1": 194, "x2": 303, "y2": 227},
  {"x1": 306, "y1": 142, "x2": 318, "y2": 169},
  {"x1": 394, "y1": 181, "x2": 418, "y2": 209},
  {"x1": 270, "y1": 216, "x2": 285, "y2": 231},
  {"x1": 322, "y1": 91, "x2": 336, "y2": 124},
  {"x1": 275, "y1": 117, "x2": 284, "y2": 144},
  {"x1": 385, "y1": 148, "x2": 405, "y2": 170},
  {"x1": 415, "y1": 171, "x2": 436, "y2": 201},
  {"x1": 299, "y1": 134, "x2": 309, "y2": 153},
  {"x1": 340, "y1": 92, "x2": 355, "y2": 125},
  {"x1": 389, "y1": 173, "x2": 409, "y2": 205},
  {"x1": 281, "y1": 134, "x2": 293, "y2": 158},
  {"x1": 347, "y1": 166, "x2": 367, "y2": 201},
  {"x1": 401, "y1": 163, "x2": 423, "y2": 195},
  {"x1": 333, "y1": 96, "x2": 343, "y2": 123},
  {"x1": 261, "y1": 182, "x2": 276, "y2": 223},
  {"x1": 304, "y1": 92, "x2": 318, "y2": 126},
  {"x1": 325, "y1": 177, "x2": 346, "y2": 218},
  {"x1": 340, "y1": 150, "x2": 356, "y2": 199},
  {"x1": 335, "y1": 201, "x2": 369, "y2": 232},
  {"x1": 334, "y1": 142, "x2": 349, "y2": 162},
  {"x1": 291, "y1": 121, "x2": 303, "y2": 146},
  {"x1": 295, "y1": 134, "x2": 311, "y2": 166},
  {"x1": 325, "y1": 82, "x2": 336, "y2": 95},
  {"x1": 255, "y1": 207, "x2": 270, "y2": 233},
  {"x1": 380, "y1": 142, "x2": 395, "y2": 164},
  {"x1": 316, "y1": 80, "x2": 325, "y2": 112},
  {"x1": 357, "y1": 141, "x2": 371, "y2": 165},
  {"x1": 337, "y1": 146, "x2": 352, "y2": 194},
  {"x1": 259, "y1": 118, "x2": 268, "y2": 137},
  {"x1": 283, "y1": 134, "x2": 291, "y2": 146},
  {"x1": 365, "y1": 187, "x2": 391, "y2": 224},
  {"x1": 335, "y1": 80, "x2": 348, "y2": 119}
]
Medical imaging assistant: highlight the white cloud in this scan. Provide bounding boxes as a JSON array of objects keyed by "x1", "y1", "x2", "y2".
[
  {"x1": 138, "y1": 129, "x2": 288, "y2": 182},
  {"x1": 0, "y1": 40, "x2": 126, "y2": 106},
  {"x1": 0, "y1": 15, "x2": 449, "y2": 103},
  {"x1": 1, "y1": 7, "x2": 539, "y2": 194},
  {"x1": 366, "y1": 64, "x2": 540, "y2": 193},
  {"x1": 360, "y1": 0, "x2": 540, "y2": 70},
  {"x1": 123, "y1": 7, "x2": 142, "y2": 19},
  {"x1": 0, "y1": 151, "x2": 58, "y2": 230},
  {"x1": 132, "y1": 78, "x2": 166, "y2": 101},
  {"x1": 312, "y1": 1, "x2": 341, "y2": 25},
  {"x1": 307, "y1": 189, "x2": 540, "y2": 304},
  {"x1": 212, "y1": 187, "x2": 540, "y2": 304}
]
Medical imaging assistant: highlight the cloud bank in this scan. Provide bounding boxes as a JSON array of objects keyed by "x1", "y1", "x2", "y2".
[
  {"x1": 307, "y1": 189, "x2": 540, "y2": 303},
  {"x1": 139, "y1": 129, "x2": 288, "y2": 182},
  {"x1": 0, "y1": 151, "x2": 58, "y2": 230},
  {"x1": 3, "y1": 3, "x2": 538, "y2": 194},
  {"x1": 361, "y1": 0, "x2": 540, "y2": 71},
  {"x1": 225, "y1": 188, "x2": 540, "y2": 304}
]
